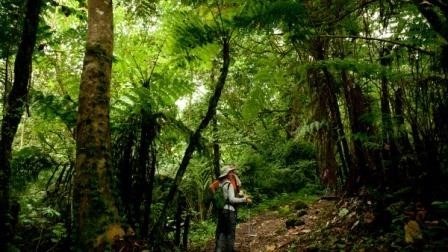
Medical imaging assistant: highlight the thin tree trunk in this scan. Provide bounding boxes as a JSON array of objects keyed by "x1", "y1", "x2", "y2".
[
  {"x1": 379, "y1": 47, "x2": 400, "y2": 185},
  {"x1": 139, "y1": 45, "x2": 163, "y2": 236},
  {"x1": 182, "y1": 213, "x2": 191, "y2": 251},
  {"x1": 117, "y1": 130, "x2": 135, "y2": 227},
  {"x1": 323, "y1": 69, "x2": 351, "y2": 187},
  {"x1": 141, "y1": 120, "x2": 158, "y2": 237},
  {"x1": 73, "y1": 0, "x2": 122, "y2": 250},
  {"x1": 174, "y1": 198, "x2": 184, "y2": 247},
  {"x1": 2, "y1": 47, "x2": 11, "y2": 114},
  {"x1": 136, "y1": 108, "x2": 152, "y2": 237},
  {"x1": 379, "y1": 47, "x2": 394, "y2": 147},
  {"x1": 151, "y1": 38, "x2": 231, "y2": 240},
  {"x1": 0, "y1": 0, "x2": 42, "y2": 249},
  {"x1": 212, "y1": 117, "x2": 221, "y2": 178},
  {"x1": 393, "y1": 88, "x2": 412, "y2": 152},
  {"x1": 210, "y1": 60, "x2": 221, "y2": 179}
]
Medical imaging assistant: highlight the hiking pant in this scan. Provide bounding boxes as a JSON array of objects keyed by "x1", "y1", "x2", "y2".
[{"x1": 215, "y1": 209, "x2": 237, "y2": 252}]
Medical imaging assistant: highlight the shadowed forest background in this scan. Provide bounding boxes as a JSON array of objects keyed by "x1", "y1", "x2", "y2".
[{"x1": 1, "y1": 0, "x2": 448, "y2": 251}]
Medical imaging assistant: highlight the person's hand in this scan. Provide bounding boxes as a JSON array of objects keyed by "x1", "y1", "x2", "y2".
[{"x1": 245, "y1": 197, "x2": 252, "y2": 204}]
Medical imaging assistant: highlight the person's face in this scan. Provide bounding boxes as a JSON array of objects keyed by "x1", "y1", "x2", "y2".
[{"x1": 228, "y1": 171, "x2": 239, "y2": 181}]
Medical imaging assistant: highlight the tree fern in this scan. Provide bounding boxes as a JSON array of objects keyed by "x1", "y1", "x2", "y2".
[
  {"x1": 113, "y1": 72, "x2": 194, "y2": 118},
  {"x1": 166, "y1": 10, "x2": 220, "y2": 53}
]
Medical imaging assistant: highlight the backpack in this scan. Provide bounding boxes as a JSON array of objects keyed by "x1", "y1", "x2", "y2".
[{"x1": 209, "y1": 180, "x2": 230, "y2": 209}]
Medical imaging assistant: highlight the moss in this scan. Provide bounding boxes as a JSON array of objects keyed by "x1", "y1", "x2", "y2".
[
  {"x1": 85, "y1": 44, "x2": 113, "y2": 64},
  {"x1": 292, "y1": 200, "x2": 309, "y2": 210}
]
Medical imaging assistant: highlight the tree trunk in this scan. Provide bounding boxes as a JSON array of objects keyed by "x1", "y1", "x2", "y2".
[
  {"x1": 340, "y1": 70, "x2": 377, "y2": 189},
  {"x1": 0, "y1": 0, "x2": 42, "y2": 249},
  {"x1": 182, "y1": 213, "x2": 191, "y2": 251},
  {"x1": 379, "y1": 47, "x2": 394, "y2": 147},
  {"x1": 73, "y1": 0, "x2": 123, "y2": 250},
  {"x1": 310, "y1": 40, "x2": 352, "y2": 186},
  {"x1": 210, "y1": 60, "x2": 221, "y2": 179},
  {"x1": 2, "y1": 47, "x2": 11, "y2": 114},
  {"x1": 307, "y1": 39, "x2": 351, "y2": 190},
  {"x1": 323, "y1": 69, "x2": 351, "y2": 188},
  {"x1": 136, "y1": 109, "x2": 151, "y2": 237},
  {"x1": 140, "y1": 117, "x2": 158, "y2": 237},
  {"x1": 212, "y1": 117, "x2": 221, "y2": 178},
  {"x1": 393, "y1": 87, "x2": 412, "y2": 152},
  {"x1": 116, "y1": 129, "x2": 135, "y2": 229},
  {"x1": 316, "y1": 125, "x2": 338, "y2": 191},
  {"x1": 379, "y1": 47, "x2": 400, "y2": 185},
  {"x1": 174, "y1": 198, "x2": 184, "y2": 247}
]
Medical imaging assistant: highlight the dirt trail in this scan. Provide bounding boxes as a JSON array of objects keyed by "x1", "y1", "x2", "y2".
[
  {"x1": 201, "y1": 199, "x2": 337, "y2": 252},
  {"x1": 235, "y1": 199, "x2": 336, "y2": 252}
]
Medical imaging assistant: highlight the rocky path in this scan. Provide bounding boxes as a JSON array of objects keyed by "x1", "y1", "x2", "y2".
[
  {"x1": 198, "y1": 195, "x2": 448, "y2": 251},
  {"x1": 235, "y1": 199, "x2": 336, "y2": 252},
  {"x1": 201, "y1": 198, "x2": 337, "y2": 252}
]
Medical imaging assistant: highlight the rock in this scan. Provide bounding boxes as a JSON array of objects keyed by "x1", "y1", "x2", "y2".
[
  {"x1": 404, "y1": 220, "x2": 423, "y2": 243},
  {"x1": 285, "y1": 218, "x2": 305, "y2": 229},
  {"x1": 265, "y1": 244, "x2": 276, "y2": 251},
  {"x1": 292, "y1": 200, "x2": 309, "y2": 210},
  {"x1": 297, "y1": 209, "x2": 308, "y2": 217}
]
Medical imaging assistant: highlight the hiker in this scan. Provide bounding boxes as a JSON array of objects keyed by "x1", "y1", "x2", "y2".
[{"x1": 214, "y1": 165, "x2": 252, "y2": 252}]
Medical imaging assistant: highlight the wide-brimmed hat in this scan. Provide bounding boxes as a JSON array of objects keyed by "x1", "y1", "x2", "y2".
[{"x1": 219, "y1": 165, "x2": 236, "y2": 178}]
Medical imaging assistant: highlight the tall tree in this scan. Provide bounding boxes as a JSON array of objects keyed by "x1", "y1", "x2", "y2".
[
  {"x1": 0, "y1": 0, "x2": 42, "y2": 249},
  {"x1": 73, "y1": 0, "x2": 122, "y2": 250}
]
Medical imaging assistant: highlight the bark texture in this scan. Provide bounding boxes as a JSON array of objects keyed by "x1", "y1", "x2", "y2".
[{"x1": 73, "y1": 0, "x2": 122, "y2": 250}]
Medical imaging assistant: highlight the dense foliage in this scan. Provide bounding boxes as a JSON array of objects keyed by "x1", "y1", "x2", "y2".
[{"x1": 0, "y1": 0, "x2": 447, "y2": 250}]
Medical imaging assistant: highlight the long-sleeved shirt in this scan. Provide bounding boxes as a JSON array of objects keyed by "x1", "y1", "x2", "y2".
[{"x1": 220, "y1": 179, "x2": 245, "y2": 211}]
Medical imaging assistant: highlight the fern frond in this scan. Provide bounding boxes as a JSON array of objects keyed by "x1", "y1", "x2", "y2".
[
  {"x1": 235, "y1": 0, "x2": 308, "y2": 29},
  {"x1": 168, "y1": 10, "x2": 219, "y2": 51}
]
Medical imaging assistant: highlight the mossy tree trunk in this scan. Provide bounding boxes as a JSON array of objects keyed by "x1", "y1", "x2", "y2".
[
  {"x1": 73, "y1": 0, "x2": 122, "y2": 250},
  {"x1": 0, "y1": 0, "x2": 42, "y2": 250}
]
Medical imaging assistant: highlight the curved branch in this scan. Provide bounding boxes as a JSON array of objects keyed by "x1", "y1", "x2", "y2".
[{"x1": 151, "y1": 37, "x2": 231, "y2": 239}]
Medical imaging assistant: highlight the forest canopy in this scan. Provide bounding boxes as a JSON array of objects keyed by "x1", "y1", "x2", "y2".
[{"x1": 0, "y1": 0, "x2": 447, "y2": 251}]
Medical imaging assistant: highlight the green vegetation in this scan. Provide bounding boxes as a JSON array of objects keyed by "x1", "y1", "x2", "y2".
[{"x1": 1, "y1": 0, "x2": 448, "y2": 250}]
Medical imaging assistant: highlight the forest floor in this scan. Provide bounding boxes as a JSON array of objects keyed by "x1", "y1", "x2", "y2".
[
  {"x1": 200, "y1": 198, "x2": 339, "y2": 252},
  {"x1": 197, "y1": 195, "x2": 448, "y2": 252},
  {"x1": 233, "y1": 199, "x2": 336, "y2": 252}
]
